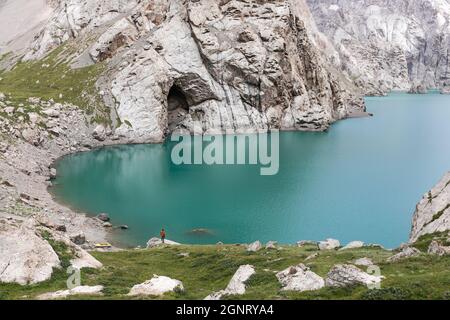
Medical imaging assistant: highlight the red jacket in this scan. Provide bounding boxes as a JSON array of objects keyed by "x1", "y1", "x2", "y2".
[{"x1": 160, "y1": 231, "x2": 166, "y2": 238}]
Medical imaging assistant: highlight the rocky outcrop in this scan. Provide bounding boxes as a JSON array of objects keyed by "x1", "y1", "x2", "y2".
[
  {"x1": 410, "y1": 172, "x2": 450, "y2": 242},
  {"x1": 428, "y1": 240, "x2": 450, "y2": 256},
  {"x1": 0, "y1": 218, "x2": 60, "y2": 285},
  {"x1": 308, "y1": 0, "x2": 450, "y2": 95},
  {"x1": 353, "y1": 257, "x2": 374, "y2": 267},
  {"x1": 325, "y1": 264, "x2": 383, "y2": 288},
  {"x1": 128, "y1": 275, "x2": 184, "y2": 296},
  {"x1": 37, "y1": 285, "x2": 104, "y2": 300},
  {"x1": 205, "y1": 264, "x2": 255, "y2": 300},
  {"x1": 18, "y1": 0, "x2": 364, "y2": 143},
  {"x1": 387, "y1": 247, "x2": 421, "y2": 262},
  {"x1": 276, "y1": 263, "x2": 325, "y2": 292}
]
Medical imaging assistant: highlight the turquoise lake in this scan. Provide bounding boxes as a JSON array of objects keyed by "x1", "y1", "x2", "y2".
[{"x1": 51, "y1": 93, "x2": 450, "y2": 248}]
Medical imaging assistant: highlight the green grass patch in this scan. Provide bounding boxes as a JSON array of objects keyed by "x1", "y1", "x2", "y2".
[
  {"x1": 0, "y1": 46, "x2": 109, "y2": 124},
  {"x1": 0, "y1": 240, "x2": 448, "y2": 300}
]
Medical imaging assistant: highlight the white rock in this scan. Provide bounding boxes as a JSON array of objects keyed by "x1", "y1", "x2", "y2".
[
  {"x1": 128, "y1": 275, "x2": 184, "y2": 296},
  {"x1": 353, "y1": 258, "x2": 374, "y2": 267},
  {"x1": 205, "y1": 265, "x2": 255, "y2": 300},
  {"x1": 427, "y1": 240, "x2": 450, "y2": 256},
  {"x1": 387, "y1": 247, "x2": 421, "y2": 262},
  {"x1": 247, "y1": 241, "x2": 263, "y2": 252},
  {"x1": 146, "y1": 237, "x2": 180, "y2": 248},
  {"x1": 325, "y1": 264, "x2": 383, "y2": 287},
  {"x1": 0, "y1": 219, "x2": 60, "y2": 285},
  {"x1": 340, "y1": 241, "x2": 365, "y2": 250},
  {"x1": 37, "y1": 285, "x2": 104, "y2": 300},
  {"x1": 318, "y1": 238, "x2": 341, "y2": 250},
  {"x1": 265, "y1": 241, "x2": 277, "y2": 249},
  {"x1": 276, "y1": 264, "x2": 325, "y2": 292}
]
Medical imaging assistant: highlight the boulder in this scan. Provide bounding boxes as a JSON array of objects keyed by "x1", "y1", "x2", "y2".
[
  {"x1": 325, "y1": 264, "x2": 383, "y2": 288},
  {"x1": 318, "y1": 239, "x2": 340, "y2": 250},
  {"x1": 340, "y1": 241, "x2": 364, "y2": 250},
  {"x1": 38, "y1": 285, "x2": 104, "y2": 300},
  {"x1": 146, "y1": 237, "x2": 180, "y2": 248},
  {"x1": 387, "y1": 247, "x2": 421, "y2": 262},
  {"x1": 353, "y1": 258, "x2": 374, "y2": 267},
  {"x1": 408, "y1": 84, "x2": 428, "y2": 94},
  {"x1": 128, "y1": 275, "x2": 184, "y2": 296},
  {"x1": 297, "y1": 240, "x2": 318, "y2": 247},
  {"x1": 427, "y1": 240, "x2": 450, "y2": 256},
  {"x1": 247, "y1": 241, "x2": 262, "y2": 252},
  {"x1": 49, "y1": 168, "x2": 57, "y2": 179},
  {"x1": 92, "y1": 124, "x2": 107, "y2": 141},
  {"x1": 0, "y1": 219, "x2": 60, "y2": 285},
  {"x1": 265, "y1": 241, "x2": 277, "y2": 250},
  {"x1": 69, "y1": 232, "x2": 86, "y2": 245},
  {"x1": 97, "y1": 213, "x2": 110, "y2": 222},
  {"x1": 205, "y1": 265, "x2": 255, "y2": 300},
  {"x1": 42, "y1": 108, "x2": 60, "y2": 118},
  {"x1": 276, "y1": 264, "x2": 325, "y2": 292}
]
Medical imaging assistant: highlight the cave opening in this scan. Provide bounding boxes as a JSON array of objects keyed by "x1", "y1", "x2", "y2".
[{"x1": 167, "y1": 84, "x2": 190, "y2": 131}]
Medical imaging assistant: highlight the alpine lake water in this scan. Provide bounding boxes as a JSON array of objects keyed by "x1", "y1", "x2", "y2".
[{"x1": 51, "y1": 92, "x2": 450, "y2": 248}]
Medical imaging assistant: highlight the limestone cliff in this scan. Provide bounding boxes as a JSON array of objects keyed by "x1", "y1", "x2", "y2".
[
  {"x1": 5, "y1": 0, "x2": 364, "y2": 143},
  {"x1": 410, "y1": 172, "x2": 450, "y2": 242},
  {"x1": 307, "y1": 0, "x2": 450, "y2": 95}
]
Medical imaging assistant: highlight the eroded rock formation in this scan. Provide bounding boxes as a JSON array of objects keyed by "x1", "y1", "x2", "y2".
[
  {"x1": 21, "y1": 0, "x2": 364, "y2": 143},
  {"x1": 308, "y1": 0, "x2": 450, "y2": 95}
]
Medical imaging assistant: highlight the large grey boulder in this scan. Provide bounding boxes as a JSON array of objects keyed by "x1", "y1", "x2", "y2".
[
  {"x1": 410, "y1": 172, "x2": 450, "y2": 242},
  {"x1": 0, "y1": 218, "x2": 60, "y2": 285},
  {"x1": 205, "y1": 265, "x2": 255, "y2": 300},
  {"x1": 128, "y1": 275, "x2": 184, "y2": 296},
  {"x1": 325, "y1": 264, "x2": 383, "y2": 288},
  {"x1": 276, "y1": 264, "x2": 325, "y2": 292}
]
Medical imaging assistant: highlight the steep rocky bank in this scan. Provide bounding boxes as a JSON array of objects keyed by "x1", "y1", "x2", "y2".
[
  {"x1": 410, "y1": 172, "x2": 450, "y2": 242},
  {"x1": 307, "y1": 0, "x2": 450, "y2": 95}
]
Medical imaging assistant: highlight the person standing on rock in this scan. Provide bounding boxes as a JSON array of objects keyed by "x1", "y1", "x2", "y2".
[{"x1": 160, "y1": 228, "x2": 166, "y2": 244}]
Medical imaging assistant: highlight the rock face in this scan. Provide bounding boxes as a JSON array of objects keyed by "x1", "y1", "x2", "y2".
[
  {"x1": 276, "y1": 263, "x2": 325, "y2": 292},
  {"x1": 308, "y1": 0, "x2": 450, "y2": 95},
  {"x1": 128, "y1": 275, "x2": 184, "y2": 296},
  {"x1": 410, "y1": 172, "x2": 450, "y2": 242},
  {"x1": 205, "y1": 265, "x2": 255, "y2": 300},
  {"x1": 37, "y1": 285, "x2": 104, "y2": 300},
  {"x1": 0, "y1": 218, "x2": 60, "y2": 285},
  {"x1": 325, "y1": 264, "x2": 383, "y2": 288},
  {"x1": 19, "y1": 0, "x2": 364, "y2": 143}
]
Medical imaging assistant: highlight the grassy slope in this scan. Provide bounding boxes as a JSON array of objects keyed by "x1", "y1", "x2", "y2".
[
  {"x1": 0, "y1": 47, "x2": 109, "y2": 124},
  {"x1": 1, "y1": 238, "x2": 449, "y2": 300}
]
